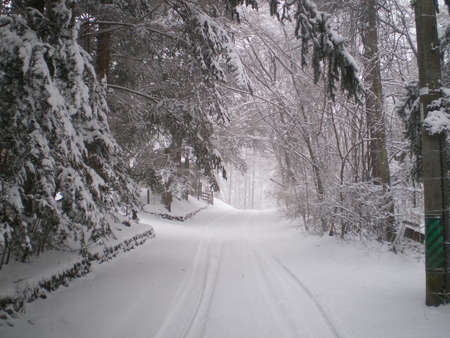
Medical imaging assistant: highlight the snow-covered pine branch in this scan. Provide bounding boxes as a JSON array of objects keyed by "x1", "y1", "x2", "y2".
[
  {"x1": 180, "y1": 3, "x2": 252, "y2": 93},
  {"x1": 269, "y1": 0, "x2": 362, "y2": 101},
  {"x1": 151, "y1": 98, "x2": 227, "y2": 191},
  {"x1": 0, "y1": 1, "x2": 139, "y2": 260}
]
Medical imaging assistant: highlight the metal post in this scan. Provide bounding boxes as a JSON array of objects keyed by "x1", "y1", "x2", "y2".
[{"x1": 415, "y1": 0, "x2": 449, "y2": 306}]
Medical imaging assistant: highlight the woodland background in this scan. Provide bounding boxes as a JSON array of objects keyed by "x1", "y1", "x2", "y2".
[{"x1": 1, "y1": 0, "x2": 449, "y2": 264}]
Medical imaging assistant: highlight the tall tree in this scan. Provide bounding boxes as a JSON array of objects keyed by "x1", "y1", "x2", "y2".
[
  {"x1": 360, "y1": 0, "x2": 395, "y2": 241},
  {"x1": 75, "y1": 0, "x2": 252, "y2": 198},
  {"x1": 414, "y1": 0, "x2": 449, "y2": 306},
  {"x1": 94, "y1": 0, "x2": 113, "y2": 80},
  {"x1": 0, "y1": 0, "x2": 139, "y2": 261}
]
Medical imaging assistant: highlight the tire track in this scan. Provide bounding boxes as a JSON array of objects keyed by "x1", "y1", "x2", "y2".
[
  {"x1": 251, "y1": 244, "x2": 340, "y2": 337},
  {"x1": 244, "y1": 214, "x2": 340, "y2": 338},
  {"x1": 247, "y1": 243, "x2": 303, "y2": 337},
  {"x1": 157, "y1": 209, "x2": 340, "y2": 338},
  {"x1": 154, "y1": 213, "x2": 228, "y2": 338}
]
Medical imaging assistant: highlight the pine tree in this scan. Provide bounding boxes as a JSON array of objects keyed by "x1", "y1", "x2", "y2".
[
  {"x1": 0, "y1": 0, "x2": 139, "y2": 262},
  {"x1": 76, "y1": 0, "x2": 250, "y2": 197}
]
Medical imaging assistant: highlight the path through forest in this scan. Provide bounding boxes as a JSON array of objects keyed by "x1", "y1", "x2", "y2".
[
  {"x1": 2, "y1": 201, "x2": 449, "y2": 338},
  {"x1": 154, "y1": 207, "x2": 338, "y2": 338}
]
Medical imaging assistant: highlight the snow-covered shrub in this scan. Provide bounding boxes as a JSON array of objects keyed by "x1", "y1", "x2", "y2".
[
  {"x1": 274, "y1": 178, "x2": 397, "y2": 240},
  {"x1": 329, "y1": 182, "x2": 395, "y2": 241}
]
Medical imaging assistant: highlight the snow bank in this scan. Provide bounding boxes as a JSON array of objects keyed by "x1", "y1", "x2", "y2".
[
  {"x1": 0, "y1": 193, "x2": 209, "y2": 326},
  {"x1": 141, "y1": 191, "x2": 209, "y2": 220}
]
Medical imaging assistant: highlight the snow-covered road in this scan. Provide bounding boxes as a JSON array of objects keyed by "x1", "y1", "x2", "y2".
[
  {"x1": 155, "y1": 208, "x2": 337, "y2": 338},
  {"x1": 2, "y1": 200, "x2": 450, "y2": 338}
]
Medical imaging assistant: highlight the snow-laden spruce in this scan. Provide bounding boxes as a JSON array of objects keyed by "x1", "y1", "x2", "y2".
[
  {"x1": 269, "y1": 0, "x2": 361, "y2": 101},
  {"x1": 104, "y1": 1, "x2": 250, "y2": 198},
  {"x1": 0, "y1": 2, "x2": 139, "y2": 262},
  {"x1": 186, "y1": 8, "x2": 252, "y2": 93}
]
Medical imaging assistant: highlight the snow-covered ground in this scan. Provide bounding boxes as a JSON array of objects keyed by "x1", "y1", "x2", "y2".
[{"x1": 1, "y1": 199, "x2": 449, "y2": 337}]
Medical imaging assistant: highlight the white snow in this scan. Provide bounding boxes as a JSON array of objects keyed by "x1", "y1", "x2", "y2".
[
  {"x1": 423, "y1": 108, "x2": 450, "y2": 134},
  {"x1": 142, "y1": 194, "x2": 207, "y2": 217},
  {"x1": 1, "y1": 199, "x2": 449, "y2": 337}
]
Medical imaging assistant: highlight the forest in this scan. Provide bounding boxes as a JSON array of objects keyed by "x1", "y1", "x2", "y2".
[{"x1": 1, "y1": 0, "x2": 450, "y2": 274}]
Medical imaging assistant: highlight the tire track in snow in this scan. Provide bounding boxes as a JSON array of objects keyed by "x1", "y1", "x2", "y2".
[
  {"x1": 250, "y1": 244, "x2": 340, "y2": 337},
  {"x1": 244, "y1": 214, "x2": 340, "y2": 338},
  {"x1": 154, "y1": 212, "x2": 228, "y2": 338},
  {"x1": 237, "y1": 212, "x2": 296, "y2": 337},
  {"x1": 246, "y1": 237, "x2": 301, "y2": 336},
  {"x1": 157, "y1": 209, "x2": 339, "y2": 338}
]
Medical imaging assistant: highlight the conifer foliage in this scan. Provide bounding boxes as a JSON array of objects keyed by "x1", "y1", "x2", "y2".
[
  {"x1": 86, "y1": 0, "x2": 252, "y2": 196},
  {"x1": 269, "y1": 0, "x2": 361, "y2": 101},
  {"x1": 0, "y1": 1, "x2": 139, "y2": 262}
]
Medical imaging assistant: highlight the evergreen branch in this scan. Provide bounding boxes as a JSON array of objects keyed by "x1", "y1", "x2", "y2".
[
  {"x1": 107, "y1": 84, "x2": 160, "y2": 103},
  {"x1": 0, "y1": 20, "x2": 10, "y2": 28},
  {"x1": 95, "y1": 21, "x2": 134, "y2": 26},
  {"x1": 85, "y1": 21, "x2": 187, "y2": 44},
  {"x1": 269, "y1": 0, "x2": 362, "y2": 102}
]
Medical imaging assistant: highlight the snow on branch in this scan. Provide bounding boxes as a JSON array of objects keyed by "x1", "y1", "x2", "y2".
[
  {"x1": 423, "y1": 88, "x2": 450, "y2": 134},
  {"x1": 270, "y1": 0, "x2": 362, "y2": 101},
  {"x1": 181, "y1": 4, "x2": 252, "y2": 93},
  {"x1": 424, "y1": 109, "x2": 450, "y2": 134},
  {"x1": 0, "y1": 2, "x2": 140, "y2": 260}
]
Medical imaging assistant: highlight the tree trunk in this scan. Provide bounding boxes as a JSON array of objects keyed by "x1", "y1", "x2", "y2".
[
  {"x1": 228, "y1": 165, "x2": 233, "y2": 205},
  {"x1": 95, "y1": 0, "x2": 112, "y2": 80},
  {"x1": 415, "y1": 0, "x2": 449, "y2": 306},
  {"x1": 361, "y1": 0, "x2": 395, "y2": 242}
]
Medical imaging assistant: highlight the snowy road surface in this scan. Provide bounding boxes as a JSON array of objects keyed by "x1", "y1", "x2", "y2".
[
  {"x1": 154, "y1": 209, "x2": 338, "y2": 338},
  {"x1": 2, "y1": 201, "x2": 450, "y2": 337}
]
